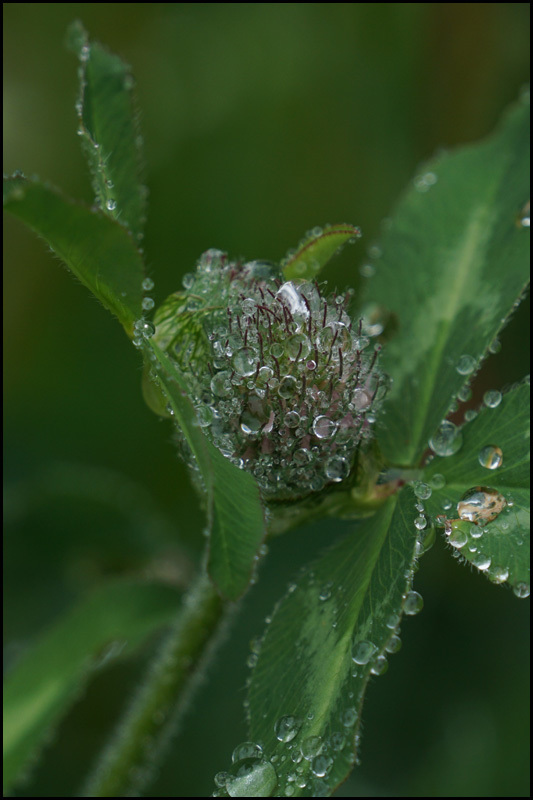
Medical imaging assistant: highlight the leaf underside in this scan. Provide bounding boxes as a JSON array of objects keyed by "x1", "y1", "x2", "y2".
[{"x1": 3, "y1": 176, "x2": 144, "y2": 335}]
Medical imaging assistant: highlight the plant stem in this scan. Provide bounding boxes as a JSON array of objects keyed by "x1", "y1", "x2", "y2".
[{"x1": 80, "y1": 570, "x2": 229, "y2": 797}]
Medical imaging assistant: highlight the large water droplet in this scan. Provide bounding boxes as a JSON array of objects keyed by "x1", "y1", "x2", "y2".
[
  {"x1": 457, "y1": 487, "x2": 506, "y2": 524},
  {"x1": 478, "y1": 445, "x2": 503, "y2": 470},
  {"x1": 226, "y1": 758, "x2": 277, "y2": 797},
  {"x1": 429, "y1": 420, "x2": 463, "y2": 457},
  {"x1": 312, "y1": 416, "x2": 338, "y2": 439},
  {"x1": 513, "y1": 582, "x2": 530, "y2": 599},
  {"x1": 232, "y1": 742, "x2": 263, "y2": 763},
  {"x1": 276, "y1": 282, "x2": 310, "y2": 321}
]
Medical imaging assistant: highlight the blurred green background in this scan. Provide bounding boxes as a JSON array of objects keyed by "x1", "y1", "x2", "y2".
[{"x1": 3, "y1": 3, "x2": 530, "y2": 797}]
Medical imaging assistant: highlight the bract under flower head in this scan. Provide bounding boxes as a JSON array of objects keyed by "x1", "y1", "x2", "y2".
[{"x1": 149, "y1": 249, "x2": 384, "y2": 500}]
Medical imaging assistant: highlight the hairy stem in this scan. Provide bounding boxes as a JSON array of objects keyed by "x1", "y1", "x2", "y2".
[{"x1": 80, "y1": 571, "x2": 229, "y2": 797}]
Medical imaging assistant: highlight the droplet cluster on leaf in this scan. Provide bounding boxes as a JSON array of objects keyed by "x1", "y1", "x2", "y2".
[{"x1": 149, "y1": 248, "x2": 384, "y2": 500}]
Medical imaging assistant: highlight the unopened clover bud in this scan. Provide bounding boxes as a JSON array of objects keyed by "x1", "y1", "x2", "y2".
[{"x1": 145, "y1": 228, "x2": 385, "y2": 501}]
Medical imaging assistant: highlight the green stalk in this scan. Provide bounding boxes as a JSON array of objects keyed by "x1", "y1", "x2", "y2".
[{"x1": 80, "y1": 571, "x2": 229, "y2": 797}]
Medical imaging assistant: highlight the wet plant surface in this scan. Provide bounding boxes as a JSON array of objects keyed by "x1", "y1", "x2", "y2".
[{"x1": 3, "y1": 10, "x2": 530, "y2": 799}]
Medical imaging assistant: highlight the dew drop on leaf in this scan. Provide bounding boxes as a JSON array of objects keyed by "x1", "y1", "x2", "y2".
[
  {"x1": 478, "y1": 445, "x2": 503, "y2": 470},
  {"x1": 413, "y1": 481, "x2": 432, "y2": 500},
  {"x1": 457, "y1": 487, "x2": 506, "y2": 524},
  {"x1": 448, "y1": 525, "x2": 468, "y2": 548},
  {"x1": 488, "y1": 564, "x2": 510, "y2": 584},
  {"x1": 429, "y1": 420, "x2": 463, "y2": 456},
  {"x1": 300, "y1": 735, "x2": 323, "y2": 760},
  {"x1": 274, "y1": 715, "x2": 302, "y2": 743},
  {"x1": 403, "y1": 590, "x2": 424, "y2": 615},
  {"x1": 483, "y1": 390, "x2": 502, "y2": 408},
  {"x1": 225, "y1": 757, "x2": 277, "y2": 797},
  {"x1": 513, "y1": 582, "x2": 530, "y2": 599},
  {"x1": 351, "y1": 640, "x2": 376, "y2": 665},
  {"x1": 456, "y1": 354, "x2": 477, "y2": 375},
  {"x1": 472, "y1": 553, "x2": 491, "y2": 571}
]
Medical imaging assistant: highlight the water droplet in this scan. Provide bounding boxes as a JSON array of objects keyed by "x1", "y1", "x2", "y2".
[
  {"x1": 275, "y1": 715, "x2": 302, "y2": 743},
  {"x1": 211, "y1": 371, "x2": 232, "y2": 397},
  {"x1": 478, "y1": 445, "x2": 503, "y2": 470},
  {"x1": 350, "y1": 388, "x2": 372, "y2": 411},
  {"x1": 278, "y1": 375, "x2": 298, "y2": 399},
  {"x1": 517, "y1": 199, "x2": 530, "y2": 228},
  {"x1": 430, "y1": 473, "x2": 446, "y2": 490},
  {"x1": 403, "y1": 590, "x2": 424, "y2": 615},
  {"x1": 142, "y1": 277, "x2": 155, "y2": 292},
  {"x1": 370, "y1": 654, "x2": 388, "y2": 675},
  {"x1": 225, "y1": 758, "x2": 277, "y2": 797},
  {"x1": 429, "y1": 421, "x2": 463, "y2": 457},
  {"x1": 386, "y1": 613, "x2": 400, "y2": 630},
  {"x1": 414, "y1": 171, "x2": 438, "y2": 192},
  {"x1": 311, "y1": 754, "x2": 333, "y2": 778},
  {"x1": 513, "y1": 582, "x2": 530, "y2": 599},
  {"x1": 414, "y1": 515, "x2": 427, "y2": 531},
  {"x1": 359, "y1": 263, "x2": 375, "y2": 278},
  {"x1": 413, "y1": 481, "x2": 432, "y2": 500},
  {"x1": 285, "y1": 411, "x2": 300, "y2": 428},
  {"x1": 241, "y1": 297, "x2": 257, "y2": 316},
  {"x1": 351, "y1": 640, "x2": 376, "y2": 665},
  {"x1": 142, "y1": 297, "x2": 155, "y2": 311},
  {"x1": 106, "y1": 198, "x2": 117, "y2": 211},
  {"x1": 233, "y1": 348, "x2": 258, "y2": 377},
  {"x1": 483, "y1": 390, "x2": 502, "y2": 408},
  {"x1": 488, "y1": 337, "x2": 502, "y2": 354},
  {"x1": 276, "y1": 282, "x2": 310, "y2": 321},
  {"x1": 312, "y1": 416, "x2": 338, "y2": 439},
  {"x1": 301, "y1": 735, "x2": 323, "y2": 760},
  {"x1": 232, "y1": 742, "x2": 263, "y2": 763},
  {"x1": 324, "y1": 456, "x2": 350, "y2": 482},
  {"x1": 240, "y1": 410, "x2": 263, "y2": 435},
  {"x1": 472, "y1": 553, "x2": 491, "y2": 571},
  {"x1": 448, "y1": 525, "x2": 468, "y2": 548},
  {"x1": 457, "y1": 487, "x2": 506, "y2": 524},
  {"x1": 385, "y1": 635, "x2": 402, "y2": 654},
  {"x1": 214, "y1": 771, "x2": 230, "y2": 788},
  {"x1": 456, "y1": 354, "x2": 477, "y2": 375},
  {"x1": 488, "y1": 564, "x2": 509, "y2": 584},
  {"x1": 287, "y1": 333, "x2": 311, "y2": 361}
]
